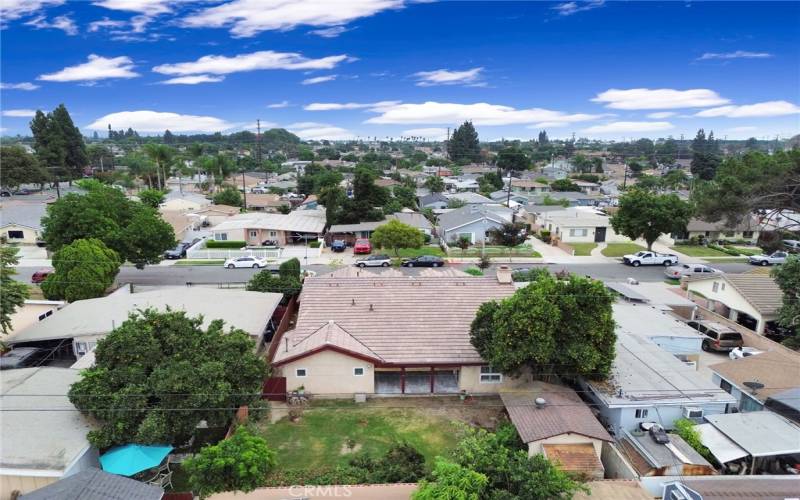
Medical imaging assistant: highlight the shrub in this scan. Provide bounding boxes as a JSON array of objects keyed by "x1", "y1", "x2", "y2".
[
  {"x1": 477, "y1": 254, "x2": 492, "y2": 270},
  {"x1": 213, "y1": 187, "x2": 243, "y2": 207},
  {"x1": 206, "y1": 240, "x2": 246, "y2": 249},
  {"x1": 279, "y1": 258, "x2": 301, "y2": 280},
  {"x1": 674, "y1": 418, "x2": 715, "y2": 464},
  {"x1": 708, "y1": 243, "x2": 739, "y2": 256},
  {"x1": 309, "y1": 241, "x2": 321, "y2": 248},
  {"x1": 538, "y1": 229, "x2": 551, "y2": 243},
  {"x1": 465, "y1": 267, "x2": 484, "y2": 276}
]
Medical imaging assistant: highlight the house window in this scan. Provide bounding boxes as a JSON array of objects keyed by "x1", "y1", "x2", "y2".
[
  {"x1": 249, "y1": 230, "x2": 258, "y2": 238},
  {"x1": 712, "y1": 282, "x2": 719, "y2": 292},
  {"x1": 353, "y1": 367, "x2": 365, "y2": 376},
  {"x1": 214, "y1": 233, "x2": 228, "y2": 241},
  {"x1": 719, "y1": 379, "x2": 733, "y2": 394},
  {"x1": 569, "y1": 228, "x2": 588, "y2": 237},
  {"x1": 37, "y1": 310, "x2": 53, "y2": 321},
  {"x1": 7, "y1": 230, "x2": 24, "y2": 239},
  {"x1": 269, "y1": 231, "x2": 277, "y2": 237},
  {"x1": 635, "y1": 408, "x2": 649, "y2": 419},
  {"x1": 75, "y1": 342, "x2": 88, "y2": 355},
  {"x1": 740, "y1": 394, "x2": 762, "y2": 412},
  {"x1": 295, "y1": 368, "x2": 307, "y2": 378},
  {"x1": 743, "y1": 231, "x2": 754, "y2": 239},
  {"x1": 724, "y1": 231, "x2": 735, "y2": 237},
  {"x1": 479, "y1": 366, "x2": 503, "y2": 383}
]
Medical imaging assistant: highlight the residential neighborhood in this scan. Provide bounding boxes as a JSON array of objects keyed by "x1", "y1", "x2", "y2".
[{"x1": 1, "y1": 1, "x2": 799, "y2": 499}]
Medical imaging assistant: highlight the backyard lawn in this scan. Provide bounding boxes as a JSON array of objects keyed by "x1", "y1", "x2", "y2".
[
  {"x1": 392, "y1": 246, "x2": 446, "y2": 258},
  {"x1": 570, "y1": 243, "x2": 597, "y2": 256},
  {"x1": 449, "y1": 244, "x2": 542, "y2": 258},
  {"x1": 601, "y1": 243, "x2": 646, "y2": 257},
  {"x1": 669, "y1": 245, "x2": 730, "y2": 257}
]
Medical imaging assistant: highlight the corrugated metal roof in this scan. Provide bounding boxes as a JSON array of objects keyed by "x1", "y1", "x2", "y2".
[
  {"x1": 542, "y1": 443, "x2": 603, "y2": 476},
  {"x1": 704, "y1": 412, "x2": 800, "y2": 457},
  {"x1": 213, "y1": 210, "x2": 326, "y2": 234}
]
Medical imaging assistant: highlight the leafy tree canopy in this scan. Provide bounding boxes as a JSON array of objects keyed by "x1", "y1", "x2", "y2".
[
  {"x1": 772, "y1": 255, "x2": 800, "y2": 350},
  {"x1": 371, "y1": 219, "x2": 425, "y2": 256},
  {"x1": 496, "y1": 147, "x2": 530, "y2": 172},
  {"x1": 424, "y1": 175, "x2": 445, "y2": 193},
  {"x1": 68, "y1": 309, "x2": 267, "y2": 448},
  {"x1": 41, "y1": 238, "x2": 120, "y2": 302},
  {"x1": 690, "y1": 129, "x2": 721, "y2": 181},
  {"x1": 138, "y1": 188, "x2": 166, "y2": 208},
  {"x1": 0, "y1": 247, "x2": 29, "y2": 334},
  {"x1": 278, "y1": 257, "x2": 301, "y2": 281},
  {"x1": 0, "y1": 145, "x2": 49, "y2": 188},
  {"x1": 413, "y1": 459, "x2": 488, "y2": 500},
  {"x1": 448, "y1": 121, "x2": 480, "y2": 163},
  {"x1": 247, "y1": 270, "x2": 302, "y2": 300},
  {"x1": 550, "y1": 178, "x2": 580, "y2": 192},
  {"x1": 487, "y1": 222, "x2": 527, "y2": 248},
  {"x1": 213, "y1": 187, "x2": 243, "y2": 207},
  {"x1": 30, "y1": 104, "x2": 87, "y2": 181},
  {"x1": 610, "y1": 188, "x2": 693, "y2": 250}
]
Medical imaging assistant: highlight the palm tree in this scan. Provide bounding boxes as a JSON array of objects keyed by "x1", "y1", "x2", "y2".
[{"x1": 143, "y1": 143, "x2": 174, "y2": 190}]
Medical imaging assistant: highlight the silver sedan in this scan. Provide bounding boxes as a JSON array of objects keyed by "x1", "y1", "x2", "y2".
[{"x1": 664, "y1": 263, "x2": 721, "y2": 279}]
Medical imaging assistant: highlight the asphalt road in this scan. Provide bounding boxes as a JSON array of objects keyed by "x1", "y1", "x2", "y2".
[{"x1": 15, "y1": 261, "x2": 754, "y2": 287}]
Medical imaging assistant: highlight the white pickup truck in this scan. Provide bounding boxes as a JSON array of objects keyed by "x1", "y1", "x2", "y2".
[{"x1": 622, "y1": 250, "x2": 679, "y2": 267}]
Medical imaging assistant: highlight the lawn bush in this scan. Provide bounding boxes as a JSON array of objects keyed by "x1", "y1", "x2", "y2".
[
  {"x1": 464, "y1": 267, "x2": 483, "y2": 276},
  {"x1": 674, "y1": 418, "x2": 716, "y2": 464},
  {"x1": 206, "y1": 240, "x2": 246, "y2": 249},
  {"x1": 708, "y1": 243, "x2": 740, "y2": 256},
  {"x1": 309, "y1": 241, "x2": 321, "y2": 248},
  {"x1": 538, "y1": 229, "x2": 551, "y2": 243}
]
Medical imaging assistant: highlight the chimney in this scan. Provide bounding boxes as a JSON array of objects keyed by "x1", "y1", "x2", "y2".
[
  {"x1": 496, "y1": 265, "x2": 512, "y2": 284},
  {"x1": 534, "y1": 397, "x2": 546, "y2": 409},
  {"x1": 369, "y1": 304, "x2": 374, "y2": 311}
]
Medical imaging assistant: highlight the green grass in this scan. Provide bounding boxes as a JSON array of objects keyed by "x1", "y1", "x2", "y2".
[
  {"x1": 570, "y1": 243, "x2": 598, "y2": 256},
  {"x1": 664, "y1": 278, "x2": 681, "y2": 286},
  {"x1": 173, "y1": 259, "x2": 225, "y2": 266},
  {"x1": 451, "y1": 244, "x2": 541, "y2": 258},
  {"x1": 729, "y1": 246, "x2": 761, "y2": 256},
  {"x1": 258, "y1": 406, "x2": 460, "y2": 471},
  {"x1": 601, "y1": 243, "x2": 646, "y2": 257},
  {"x1": 670, "y1": 245, "x2": 730, "y2": 257},
  {"x1": 392, "y1": 246, "x2": 446, "y2": 258}
]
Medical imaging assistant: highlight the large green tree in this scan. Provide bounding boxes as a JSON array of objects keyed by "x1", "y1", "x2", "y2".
[
  {"x1": 690, "y1": 129, "x2": 721, "y2": 180},
  {"x1": 370, "y1": 219, "x2": 425, "y2": 256},
  {"x1": 424, "y1": 175, "x2": 445, "y2": 193},
  {"x1": 213, "y1": 187, "x2": 243, "y2": 207},
  {"x1": 0, "y1": 145, "x2": 49, "y2": 189},
  {"x1": 138, "y1": 188, "x2": 166, "y2": 209},
  {"x1": 413, "y1": 459, "x2": 488, "y2": 500},
  {"x1": 611, "y1": 188, "x2": 693, "y2": 250},
  {"x1": 30, "y1": 104, "x2": 88, "y2": 182},
  {"x1": 184, "y1": 426, "x2": 277, "y2": 498},
  {"x1": 41, "y1": 238, "x2": 120, "y2": 302},
  {"x1": 487, "y1": 222, "x2": 527, "y2": 255},
  {"x1": 41, "y1": 183, "x2": 175, "y2": 267},
  {"x1": 772, "y1": 255, "x2": 800, "y2": 350},
  {"x1": 143, "y1": 143, "x2": 174, "y2": 190},
  {"x1": 68, "y1": 309, "x2": 267, "y2": 448},
  {"x1": 471, "y1": 273, "x2": 616, "y2": 379},
  {"x1": 0, "y1": 247, "x2": 30, "y2": 334},
  {"x1": 448, "y1": 121, "x2": 480, "y2": 163},
  {"x1": 496, "y1": 147, "x2": 530, "y2": 173}
]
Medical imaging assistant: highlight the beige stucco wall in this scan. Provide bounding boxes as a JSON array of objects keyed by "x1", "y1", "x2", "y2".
[
  {"x1": 528, "y1": 433, "x2": 604, "y2": 457},
  {"x1": 1, "y1": 474, "x2": 58, "y2": 500},
  {"x1": 1, "y1": 224, "x2": 40, "y2": 244},
  {"x1": 687, "y1": 279, "x2": 762, "y2": 322},
  {"x1": 277, "y1": 350, "x2": 375, "y2": 395},
  {"x1": 458, "y1": 366, "x2": 532, "y2": 393},
  {"x1": 687, "y1": 229, "x2": 759, "y2": 242},
  {"x1": 5, "y1": 302, "x2": 62, "y2": 338},
  {"x1": 553, "y1": 224, "x2": 632, "y2": 244}
]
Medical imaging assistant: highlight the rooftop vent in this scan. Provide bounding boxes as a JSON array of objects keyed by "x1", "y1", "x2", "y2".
[
  {"x1": 369, "y1": 304, "x2": 374, "y2": 311},
  {"x1": 534, "y1": 397, "x2": 547, "y2": 409}
]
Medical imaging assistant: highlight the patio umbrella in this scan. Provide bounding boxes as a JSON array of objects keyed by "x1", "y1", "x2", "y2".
[{"x1": 100, "y1": 444, "x2": 174, "y2": 477}]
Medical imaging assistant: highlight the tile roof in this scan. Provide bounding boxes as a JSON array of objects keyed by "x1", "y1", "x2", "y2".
[
  {"x1": 675, "y1": 477, "x2": 800, "y2": 500},
  {"x1": 245, "y1": 193, "x2": 289, "y2": 208},
  {"x1": 710, "y1": 350, "x2": 800, "y2": 403},
  {"x1": 686, "y1": 273, "x2": 783, "y2": 315},
  {"x1": 213, "y1": 211, "x2": 326, "y2": 234},
  {"x1": 686, "y1": 216, "x2": 760, "y2": 232},
  {"x1": 501, "y1": 382, "x2": 611, "y2": 443},
  {"x1": 511, "y1": 180, "x2": 548, "y2": 188},
  {"x1": 542, "y1": 443, "x2": 603, "y2": 477},
  {"x1": 273, "y1": 274, "x2": 515, "y2": 365},
  {"x1": 20, "y1": 468, "x2": 164, "y2": 500},
  {"x1": 572, "y1": 480, "x2": 651, "y2": 500},
  {"x1": 274, "y1": 320, "x2": 383, "y2": 364},
  {"x1": 192, "y1": 204, "x2": 241, "y2": 216}
]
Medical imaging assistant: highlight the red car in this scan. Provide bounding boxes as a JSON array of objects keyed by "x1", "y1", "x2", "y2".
[
  {"x1": 353, "y1": 238, "x2": 372, "y2": 254},
  {"x1": 31, "y1": 268, "x2": 53, "y2": 284}
]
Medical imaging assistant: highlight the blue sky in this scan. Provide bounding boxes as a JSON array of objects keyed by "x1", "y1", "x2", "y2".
[{"x1": 1, "y1": 0, "x2": 799, "y2": 141}]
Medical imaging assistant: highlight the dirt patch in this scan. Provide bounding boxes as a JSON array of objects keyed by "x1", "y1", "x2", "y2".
[
  {"x1": 362, "y1": 396, "x2": 507, "y2": 429},
  {"x1": 339, "y1": 442, "x2": 362, "y2": 455}
]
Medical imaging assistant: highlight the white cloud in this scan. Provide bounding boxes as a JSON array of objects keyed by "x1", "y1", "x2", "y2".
[
  {"x1": 24, "y1": 14, "x2": 78, "y2": 35},
  {"x1": 401, "y1": 128, "x2": 448, "y2": 140},
  {"x1": 267, "y1": 100, "x2": 290, "y2": 108},
  {"x1": 365, "y1": 101, "x2": 607, "y2": 126},
  {"x1": 182, "y1": 0, "x2": 404, "y2": 38},
  {"x1": 0, "y1": 82, "x2": 40, "y2": 90},
  {"x1": 698, "y1": 50, "x2": 773, "y2": 61},
  {"x1": 727, "y1": 126, "x2": 757, "y2": 132},
  {"x1": 552, "y1": 1, "x2": 605, "y2": 16},
  {"x1": 1, "y1": 109, "x2": 37, "y2": 117},
  {"x1": 0, "y1": 0, "x2": 64, "y2": 22},
  {"x1": 38, "y1": 54, "x2": 139, "y2": 82},
  {"x1": 91, "y1": 0, "x2": 173, "y2": 15},
  {"x1": 413, "y1": 67, "x2": 483, "y2": 87},
  {"x1": 304, "y1": 100, "x2": 400, "y2": 111},
  {"x1": 529, "y1": 121, "x2": 571, "y2": 128},
  {"x1": 581, "y1": 121, "x2": 674, "y2": 134},
  {"x1": 309, "y1": 25, "x2": 350, "y2": 37},
  {"x1": 158, "y1": 74, "x2": 225, "y2": 85},
  {"x1": 87, "y1": 17, "x2": 128, "y2": 32},
  {"x1": 694, "y1": 100, "x2": 800, "y2": 118},
  {"x1": 152, "y1": 50, "x2": 348, "y2": 76},
  {"x1": 592, "y1": 88, "x2": 730, "y2": 109},
  {"x1": 647, "y1": 111, "x2": 677, "y2": 119},
  {"x1": 87, "y1": 110, "x2": 236, "y2": 133},
  {"x1": 301, "y1": 74, "x2": 337, "y2": 85},
  {"x1": 288, "y1": 122, "x2": 354, "y2": 140}
]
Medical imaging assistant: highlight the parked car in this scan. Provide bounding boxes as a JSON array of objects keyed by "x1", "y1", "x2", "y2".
[
  {"x1": 11, "y1": 188, "x2": 32, "y2": 195},
  {"x1": 331, "y1": 240, "x2": 347, "y2": 252},
  {"x1": 782, "y1": 240, "x2": 800, "y2": 253},
  {"x1": 0, "y1": 347, "x2": 49, "y2": 370},
  {"x1": 31, "y1": 268, "x2": 54, "y2": 284},
  {"x1": 748, "y1": 251, "x2": 788, "y2": 266},
  {"x1": 223, "y1": 256, "x2": 269, "y2": 269},
  {"x1": 686, "y1": 320, "x2": 743, "y2": 352},
  {"x1": 402, "y1": 255, "x2": 445, "y2": 267},
  {"x1": 729, "y1": 347, "x2": 764, "y2": 360},
  {"x1": 623, "y1": 251, "x2": 679, "y2": 267},
  {"x1": 355, "y1": 254, "x2": 391, "y2": 267},
  {"x1": 353, "y1": 238, "x2": 372, "y2": 255},
  {"x1": 664, "y1": 263, "x2": 721, "y2": 279},
  {"x1": 0, "y1": 190, "x2": 11, "y2": 197},
  {"x1": 261, "y1": 239, "x2": 280, "y2": 248},
  {"x1": 164, "y1": 242, "x2": 191, "y2": 259}
]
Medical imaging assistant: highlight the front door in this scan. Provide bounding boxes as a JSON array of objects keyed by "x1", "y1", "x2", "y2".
[{"x1": 595, "y1": 227, "x2": 607, "y2": 243}]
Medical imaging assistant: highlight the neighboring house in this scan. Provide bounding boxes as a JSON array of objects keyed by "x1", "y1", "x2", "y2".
[
  {"x1": 4, "y1": 300, "x2": 65, "y2": 341},
  {"x1": 189, "y1": 204, "x2": 240, "y2": 227},
  {"x1": 159, "y1": 193, "x2": 209, "y2": 212},
  {"x1": 618, "y1": 429, "x2": 715, "y2": 477},
  {"x1": 540, "y1": 160, "x2": 573, "y2": 180},
  {"x1": 159, "y1": 209, "x2": 198, "y2": 241},
  {"x1": 326, "y1": 220, "x2": 386, "y2": 245},
  {"x1": 6, "y1": 287, "x2": 282, "y2": 358},
  {"x1": 444, "y1": 192, "x2": 494, "y2": 205},
  {"x1": 418, "y1": 193, "x2": 449, "y2": 210},
  {"x1": 489, "y1": 190, "x2": 532, "y2": 205},
  {"x1": 685, "y1": 273, "x2": 782, "y2": 335},
  {"x1": 573, "y1": 481, "x2": 652, "y2": 500},
  {"x1": 374, "y1": 177, "x2": 401, "y2": 189},
  {"x1": 537, "y1": 208, "x2": 633, "y2": 244},
  {"x1": 0, "y1": 222, "x2": 41, "y2": 244},
  {"x1": 581, "y1": 333, "x2": 735, "y2": 435},
  {"x1": 501, "y1": 382, "x2": 612, "y2": 480},
  {"x1": 281, "y1": 160, "x2": 312, "y2": 174},
  {"x1": 443, "y1": 177, "x2": 480, "y2": 192},
  {"x1": 389, "y1": 211, "x2": 433, "y2": 235},
  {"x1": 244, "y1": 193, "x2": 290, "y2": 212},
  {"x1": 710, "y1": 350, "x2": 800, "y2": 413},
  {"x1": 612, "y1": 301, "x2": 703, "y2": 363},
  {"x1": 671, "y1": 217, "x2": 761, "y2": 243},
  {"x1": 211, "y1": 210, "x2": 326, "y2": 246},
  {"x1": 438, "y1": 204, "x2": 511, "y2": 245},
  {"x1": 573, "y1": 180, "x2": 601, "y2": 194},
  {"x1": 19, "y1": 468, "x2": 164, "y2": 500},
  {"x1": 663, "y1": 477, "x2": 800, "y2": 500},
  {"x1": 0, "y1": 200, "x2": 48, "y2": 244},
  {"x1": 532, "y1": 191, "x2": 599, "y2": 207},
  {"x1": 764, "y1": 387, "x2": 800, "y2": 424},
  {"x1": 270, "y1": 268, "x2": 536, "y2": 396},
  {"x1": 1, "y1": 368, "x2": 99, "y2": 499},
  {"x1": 510, "y1": 180, "x2": 551, "y2": 194}
]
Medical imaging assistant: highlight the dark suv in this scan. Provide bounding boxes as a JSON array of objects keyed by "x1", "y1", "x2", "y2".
[
  {"x1": 331, "y1": 240, "x2": 347, "y2": 252},
  {"x1": 686, "y1": 320, "x2": 743, "y2": 352},
  {"x1": 0, "y1": 347, "x2": 50, "y2": 370}
]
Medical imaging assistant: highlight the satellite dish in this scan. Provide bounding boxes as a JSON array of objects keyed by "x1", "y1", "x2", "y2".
[{"x1": 743, "y1": 381, "x2": 765, "y2": 394}]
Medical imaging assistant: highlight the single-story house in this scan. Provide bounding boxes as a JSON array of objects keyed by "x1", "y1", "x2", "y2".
[
  {"x1": 443, "y1": 177, "x2": 480, "y2": 192},
  {"x1": 244, "y1": 193, "x2": 290, "y2": 212},
  {"x1": 605, "y1": 281, "x2": 698, "y2": 320},
  {"x1": 710, "y1": 350, "x2": 800, "y2": 413},
  {"x1": 270, "y1": 268, "x2": 536, "y2": 396},
  {"x1": 159, "y1": 194, "x2": 209, "y2": 212},
  {"x1": 374, "y1": 178, "x2": 401, "y2": 189},
  {"x1": 573, "y1": 180, "x2": 601, "y2": 194},
  {"x1": 7, "y1": 287, "x2": 282, "y2": 358},
  {"x1": 19, "y1": 468, "x2": 164, "y2": 500},
  {"x1": 444, "y1": 192, "x2": 494, "y2": 205},
  {"x1": 765, "y1": 387, "x2": 800, "y2": 424},
  {"x1": 188, "y1": 204, "x2": 241, "y2": 227},
  {"x1": 671, "y1": 217, "x2": 761, "y2": 244},
  {"x1": 489, "y1": 190, "x2": 532, "y2": 205},
  {"x1": 581, "y1": 333, "x2": 735, "y2": 436},
  {"x1": 1, "y1": 368, "x2": 99, "y2": 499},
  {"x1": 685, "y1": 273, "x2": 782, "y2": 335},
  {"x1": 510, "y1": 180, "x2": 551, "y2": 194},
  {"x1": 159, "y1": 210, "x2": 198, "y2": 241},
  {"x1": 540, "y1": 160, "x2": 572, "y2": 180},
  {"x1": 662, "y1": 477, "x2": 800, "y2": 500},
  {"x1": 438, "y1": 204, "x2": 512, "y2": 245},
  {"x1": 326, "y1": 220, "x2": 386, "y2": 245},
  {"x1": 211, "y1": 210, "x2": 326, "y2": 246},
  {"x1": 0, "y1": 200, "x2": 48, "y2": 244},
  {"x1": 531, "y1": 191, "x2": 600, "y2": 207},
  {"x1": 4, "y1": 300, "x2": 64, "y2": 340},
  {"x1": 537, "y1": 208, "x2": 633, "y2": 244},
  {"x1": 389, "y1": 211, "x2": 433, "y2": 235},
  {"x1": 501, "y1": 382, "x2": 612, "y2": 480},
  {"x1": 0, "y1": 223, "x2": 41, "y2": 245},
  {"x1": 418, "y1": 193, "x2": 449, "y2": 210},
  {"x1": 618, "y1": 428, "x2": 715, "y2": 477}
]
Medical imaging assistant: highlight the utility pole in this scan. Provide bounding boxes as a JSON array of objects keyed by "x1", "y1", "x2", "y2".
[
  {"x1": 239, "y1": 155, "x2": 247, "y2": 211},
  {"x1": 256, "y1": 119, "x2": 262, "y2": 166},
  {"x1": 440, "y1": 127, "x2": 450, "y2": 179}
]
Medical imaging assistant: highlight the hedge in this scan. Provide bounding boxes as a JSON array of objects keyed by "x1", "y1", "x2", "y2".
[
  {"x1": 309, "y1": 241, "x2": 321, "y2": 248},
  {"x1": 206, "y1": 240, "x2": 246, "y2": 249},
  {"x1": 708, "y1": 243, "x2": 740, "y2": 256}
]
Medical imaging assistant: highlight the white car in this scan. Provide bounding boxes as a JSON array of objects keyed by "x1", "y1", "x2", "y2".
[
  {"x1": 729, "y1": 347, "x2": 764, "y2": 360},
  {"x1": 224, "y1": 256, "x2": 269, "y2": 269},
  {"x1": 664, "y1": 263, "x2": 721, "y2": 279},
  {"x1": 355, "y1": 255, "x2": 392, "y2": 267},
  {"x1": 748, "y1": 251, "x2": 788, "y2": 266},
  {"x1": 623, "y1": 251, "x2": 679, "y2": 267}
]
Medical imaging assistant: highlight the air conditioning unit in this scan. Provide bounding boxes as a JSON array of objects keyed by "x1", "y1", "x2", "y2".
[{"x1": 683, "y1": 407, "x2": 703, "y2": 419}]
